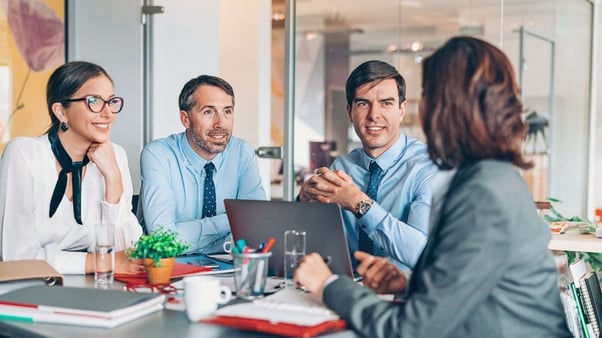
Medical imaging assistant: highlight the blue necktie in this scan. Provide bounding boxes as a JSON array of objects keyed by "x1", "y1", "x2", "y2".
[
  {"x1": 202, "y1": 162, "x2": 217, "y2": 218},
  {"x1": 358, "y1": 161, "x2": 384, "y2": 253}
]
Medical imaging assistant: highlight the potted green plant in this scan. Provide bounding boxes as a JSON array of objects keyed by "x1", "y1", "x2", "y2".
[{"x1": 126, "y1": 227, "x2": 189, "y2": 285}]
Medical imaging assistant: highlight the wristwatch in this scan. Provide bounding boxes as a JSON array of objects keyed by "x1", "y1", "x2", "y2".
[{"x1": 354, "y1": 199, "x2": 374, "y2": 219}]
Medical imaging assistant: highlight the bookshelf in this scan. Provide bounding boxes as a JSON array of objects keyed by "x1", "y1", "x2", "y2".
[{"x1": 549, "y1": 234, "x2": 602, "y2": 253}]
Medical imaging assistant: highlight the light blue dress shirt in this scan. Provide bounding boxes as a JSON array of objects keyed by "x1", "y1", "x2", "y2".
[
  {"x1": 332, "y1": 134, "x2": 437, "y2": 270},
  {"x1": 139, "y1": 132, "x2": 266, "y2": 254}
]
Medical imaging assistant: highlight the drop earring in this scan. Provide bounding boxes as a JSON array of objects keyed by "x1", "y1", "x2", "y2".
[{"x1": 60, "y1": 122, "x2": 69, "y2": 132}]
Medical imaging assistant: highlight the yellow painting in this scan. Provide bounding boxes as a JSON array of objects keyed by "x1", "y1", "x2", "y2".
[{"x1": 0, "y1": 0, "x2": 64, "y2": 154}]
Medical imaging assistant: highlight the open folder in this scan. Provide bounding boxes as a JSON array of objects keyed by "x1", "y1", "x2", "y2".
[{"x1": 204, "y1": 288, "x2": 346, "y2": 337}]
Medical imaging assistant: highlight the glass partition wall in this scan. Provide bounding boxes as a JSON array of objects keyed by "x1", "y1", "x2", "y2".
[{"x1": 276, "y1": 0, "x2": 597, "y2": 219}]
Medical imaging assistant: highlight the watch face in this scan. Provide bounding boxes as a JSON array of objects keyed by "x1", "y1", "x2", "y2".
[
  {"x1": 355, "y1": 199, "x2": 373, "y2": 218},
  {"x1": 359, "y1": 201, "x2": 371, "y2": 214}
]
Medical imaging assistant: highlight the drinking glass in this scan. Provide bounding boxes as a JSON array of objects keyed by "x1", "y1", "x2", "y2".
[
  {"x1": 284, "y1": 230, "x2": 306, "y2": 287},
  {"x1": 94, "y1": 222, "x2": 115, "y2": 285}
]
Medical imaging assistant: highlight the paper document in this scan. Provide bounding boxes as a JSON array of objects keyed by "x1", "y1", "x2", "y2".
[{"x1": 215, "y1": 288, "x2": 339, "y2": 326}]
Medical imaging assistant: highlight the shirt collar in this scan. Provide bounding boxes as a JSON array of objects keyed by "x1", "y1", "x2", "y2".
[
  {"x1": 362, "y1": 134, "x2": 407, "y2": 171},
  {"x1": 178, "y1": 132, "x2": 225, "y2": 172}
]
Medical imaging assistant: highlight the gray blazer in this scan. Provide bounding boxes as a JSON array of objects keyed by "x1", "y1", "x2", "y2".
[{"x1": 324, "y1": 160, "x2": 571, "y2": 338}]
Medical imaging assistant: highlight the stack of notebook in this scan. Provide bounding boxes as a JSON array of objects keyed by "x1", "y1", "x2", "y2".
[{"x1": 0, "y1": 285, "x2": 165, "y2": 328}]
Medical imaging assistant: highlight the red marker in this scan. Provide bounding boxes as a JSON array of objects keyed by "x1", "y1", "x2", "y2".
[
  {"x1": 261, "y1": 237, "x2": 275, "y2": 253},
  {"x1": 243, "y1": 245, "x2": 250, "y2": 264}
]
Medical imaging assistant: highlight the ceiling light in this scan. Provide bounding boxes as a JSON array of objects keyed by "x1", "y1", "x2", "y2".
[
  {"x1": 305, "y1": 32, "x2": 318, "y2": 41},
  {"x1": 410, "y1": 41, "x2": 423, "y2": 52},
  {"x1": 272, "y1": 12, "x2": 285, "y2": 21}
]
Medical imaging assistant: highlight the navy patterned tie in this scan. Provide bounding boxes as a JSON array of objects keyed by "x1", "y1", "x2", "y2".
[
  {"x1": 358, "y1": 161, "x2": 384, "y2": 253},
  {"x1": 202, "y1": 162, "x2": 217, "y2": 218}
]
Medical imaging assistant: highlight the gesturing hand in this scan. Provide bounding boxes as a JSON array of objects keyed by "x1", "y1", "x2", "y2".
[
  {"x1": 293, "y1": 252, "x2": 333, "y2": 297},
  {"x1": 355, "y1": 251, "x2": 407, "y2": 295}
]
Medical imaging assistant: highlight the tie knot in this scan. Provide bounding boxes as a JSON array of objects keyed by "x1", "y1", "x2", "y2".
[
  {"x1": 204, "y1": 162, "x2": 215, "y2": 177},
  {"x1": 369, "y1": 161, "x2": 382, "y2": 175}
]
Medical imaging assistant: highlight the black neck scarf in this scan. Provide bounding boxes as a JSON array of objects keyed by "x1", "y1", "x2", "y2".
[{"x1": 48, "y1": 128, "x2": 90, "y2": 225}]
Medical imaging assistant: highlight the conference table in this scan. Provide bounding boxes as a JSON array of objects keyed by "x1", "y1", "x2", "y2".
[{"x1": 0, "y1": 275, "x2": 357, "y2": 338}]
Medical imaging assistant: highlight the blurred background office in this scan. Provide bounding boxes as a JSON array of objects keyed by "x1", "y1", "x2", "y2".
[{"x1": 0, "y1": 0, "x2": 600, "y2": 221}]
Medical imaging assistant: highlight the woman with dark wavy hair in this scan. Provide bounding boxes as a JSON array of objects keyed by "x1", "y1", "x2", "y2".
[
  {"x1": 0, "y1": 61, "x2": 143, "y2": 275},
  {"x1": 294, "y1": 36, "x2": 570, "y2": 337}
]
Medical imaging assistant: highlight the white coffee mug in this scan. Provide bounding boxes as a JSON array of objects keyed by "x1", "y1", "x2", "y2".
[
  {"x1": 183, "y1": 276, "x2": 232, "y2": 322},
  {"x1": 223, "y1": 239, "x2": 232, "y2": 254}
]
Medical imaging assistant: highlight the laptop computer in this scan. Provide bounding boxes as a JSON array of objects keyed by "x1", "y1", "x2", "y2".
[{"x1": 224, "y1": 199, "x2": 355, "y2": 278}]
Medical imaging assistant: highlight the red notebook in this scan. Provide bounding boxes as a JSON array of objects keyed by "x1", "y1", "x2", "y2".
[
  {"x1": 204, "y1": 315, "x2": 346, "y2": 338},
  {"x1": 114, "y1": 263, "x2": 212, "y2": 284},
  {"x1": 203, "y1": 288, "x2": 346, "y2": 338}
]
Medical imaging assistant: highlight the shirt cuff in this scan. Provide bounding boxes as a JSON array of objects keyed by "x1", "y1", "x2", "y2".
[
  {"x1": 53, "y1": 250, "x2": 88, "y2": 274},
  {"x1": 320, "y1": 274, "x2": 339, "y2": 301},
  {"x1": 100, "y1": 200, "x2": 121, "y2": 225},
  {"x1": 357, "y1": 202, "x2": 387, "y2": 232}
]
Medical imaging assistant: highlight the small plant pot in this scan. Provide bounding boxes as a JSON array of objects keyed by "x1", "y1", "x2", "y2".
[{"x1": 143, "y1": 257, "x2": 175, "y2": 285}]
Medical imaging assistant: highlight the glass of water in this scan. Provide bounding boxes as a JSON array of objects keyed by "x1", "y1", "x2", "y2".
[
  {"x1": 94, "y1": 222, "x2": 115, "y2": 285},
  {"x1": 284, "y1": 230, "x2": 306, "y2": 287}
]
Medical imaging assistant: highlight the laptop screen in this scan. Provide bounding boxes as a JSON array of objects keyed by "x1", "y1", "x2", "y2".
[{"x1": 224, "y1": 199, "x2": 355, "y2": 278}]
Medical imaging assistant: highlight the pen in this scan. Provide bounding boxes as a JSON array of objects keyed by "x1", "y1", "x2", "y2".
[
  {"x1": 235, "y1": 239, "x2": 247, "y2": 253},
  {"x1": 261, "y1": 237, "x2": 275, "y2": 253},
  {"x1": 253, "y1": 259, "x2": 265, "y2": 294},
  {"x1": 242, "y1": 245, "x2": 250, "y2": 265}
]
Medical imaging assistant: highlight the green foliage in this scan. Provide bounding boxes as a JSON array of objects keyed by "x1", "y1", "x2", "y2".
[
  {"x1": 543, "y1": 197, "x2": 593, "y2": 225},
  {"x1": 566, "y1": 251, "x2": 602, "y2": 273},
  {"x1": 126, "y1": 227, "x2": 189, "y2": 267},
  {"x1": 547, "y1": 198, "x2": 602, "y2": 272}
]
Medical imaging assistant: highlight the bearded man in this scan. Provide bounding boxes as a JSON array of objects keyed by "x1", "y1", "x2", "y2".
[{"x1": 138, "y1": 75, "x2": 265, "y2": 253}]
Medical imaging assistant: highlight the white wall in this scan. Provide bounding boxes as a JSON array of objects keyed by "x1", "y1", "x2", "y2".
[
  {"x1": 219, "y1": 0, "x2": 272, "y2": 199},
  {"x1": 550, "y1": 0, "x2": 592, "y2": 217},
  {"x1": 67, "y1": 0, "x2": 144, "y2": 192},
  {"x1": 151, "y1": 0, "x2": 220, "y2": 140}
]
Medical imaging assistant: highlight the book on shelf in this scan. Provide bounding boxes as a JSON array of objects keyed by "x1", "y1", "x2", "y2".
[
  {"x1": 554, "y1": 252, "x2": 582, "y2": 337},
  {"x1": 0, "y1": 285, "x2": 165, "y2": 328},
  {"x1": 204, "y1": 288, "x2": 346, "y2": 338},
  {"x1": 570, "y1": 283, "x2": 591, "y2": 338},
  {"x1": 580, "y1": 272, "x2": 602, "y2": 337},
  {"x1": 560, "y1": 288, "x2": 583, "y2": 338}
]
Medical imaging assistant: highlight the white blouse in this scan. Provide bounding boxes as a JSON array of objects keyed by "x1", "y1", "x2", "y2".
[{"x1": 0, "y1": 135, "x2": 142, "y2": 274}]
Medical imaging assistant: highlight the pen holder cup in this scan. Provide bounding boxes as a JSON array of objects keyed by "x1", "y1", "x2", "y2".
[{"x1": 233, "y1": 251, "x2": 272, "y2": 300}]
